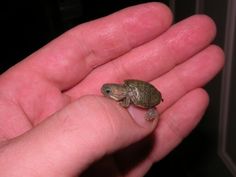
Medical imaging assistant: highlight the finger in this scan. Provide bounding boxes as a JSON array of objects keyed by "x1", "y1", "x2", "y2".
[
  {"x1": 0, "y1": 96, "x2": 158, "y2": 177},
  {"x1": 153, "y1": 88, "x2": 209, "y2": 161},
  {"x1": 153, "y1": 45, "x2": 224, "y2": 112},
  {"x1": 4, "y1": 2, "x2": 172, "y2": 90},
  {"x1": 113, "y1": 88, "x2": 209, "y2": 177},
  {"x1": 66, "y1": 14, "x2": 217, "y2": 97}
]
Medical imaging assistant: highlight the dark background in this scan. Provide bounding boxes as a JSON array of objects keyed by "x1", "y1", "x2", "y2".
[
  {"x1": 1, "y1": 0, "x2": 235, "y2": 177},
  {"x1": 1, "y1": 0, "x2": 200, "y2": 73}
]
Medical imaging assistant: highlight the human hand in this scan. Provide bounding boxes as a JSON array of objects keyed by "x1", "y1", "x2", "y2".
[{"x1": 0, "y1": 2, "x2": 224, "y2": 177}]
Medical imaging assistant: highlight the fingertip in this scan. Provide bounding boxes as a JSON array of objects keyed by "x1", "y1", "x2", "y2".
[
  {"x1": 170, "y1": 14, "x2": 217, "y2": 50},
  {"x1": 192, "y1": 14, "x2": 216, "y2": 27},
  {"x1": 192, "y1": 44, "x2": 225, "y2": 81},
  {"x1": 141, "y1": 2, "x2": 174, "y2": 27},
  {"x1": 193, "y1": 88, "x2": 209, "y2": 108},
  {"x1": 190, "y1": 14, "x2": 217, "y2": 39},
  {"x1": 209, "y1": 44, "x2": 225, "y2": 69}
]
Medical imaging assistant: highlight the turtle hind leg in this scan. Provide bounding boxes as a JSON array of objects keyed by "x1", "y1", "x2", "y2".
[{"x1": 145, "y1": 108, "x2": 159, "y2": 121}]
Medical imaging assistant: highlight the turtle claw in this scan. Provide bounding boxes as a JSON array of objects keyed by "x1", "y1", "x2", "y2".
[{"x1": 145, "y1": 108, "x2": 159, "y2": 121}]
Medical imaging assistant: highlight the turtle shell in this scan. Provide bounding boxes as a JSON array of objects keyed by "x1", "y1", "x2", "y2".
[{"x1": 124, "y1": 79, "x2": 162, "y2": 108}]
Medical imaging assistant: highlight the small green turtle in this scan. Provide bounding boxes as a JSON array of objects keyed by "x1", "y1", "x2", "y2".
[{"x1": 101, "y1": 79, "x2": 163, "y2": 121}]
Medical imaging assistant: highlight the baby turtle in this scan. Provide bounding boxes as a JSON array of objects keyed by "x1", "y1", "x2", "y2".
[{"x1": 101, "y1": 79, "x2": 163, "y2": 121}]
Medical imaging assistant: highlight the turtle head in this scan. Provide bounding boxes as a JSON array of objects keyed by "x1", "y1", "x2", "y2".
[{"x1": 101, "y1": 83, "x2": 127, "y2": 101}]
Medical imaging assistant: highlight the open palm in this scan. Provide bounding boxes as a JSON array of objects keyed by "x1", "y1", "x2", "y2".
[{"x1": 0, "y1": 3, "x2": 224, "y2": 177}]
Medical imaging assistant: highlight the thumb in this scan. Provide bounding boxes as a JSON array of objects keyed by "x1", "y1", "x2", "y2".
[{"x1": 0, "y1": 96, "x2": 158, "y2": 177}]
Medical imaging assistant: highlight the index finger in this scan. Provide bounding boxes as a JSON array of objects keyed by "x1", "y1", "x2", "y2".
[{"x1": 5, "y1": 2, "x2": 172, "y2": 90}]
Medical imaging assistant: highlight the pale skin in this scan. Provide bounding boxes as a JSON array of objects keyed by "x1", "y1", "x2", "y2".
[{"x1": 0, "y1": 2, "x2": 224, "y2": 177}]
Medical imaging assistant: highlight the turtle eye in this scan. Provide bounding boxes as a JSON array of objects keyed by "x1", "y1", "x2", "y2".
[{"x1": 105, "y1": 88, "x2": 111, "y2": 94}]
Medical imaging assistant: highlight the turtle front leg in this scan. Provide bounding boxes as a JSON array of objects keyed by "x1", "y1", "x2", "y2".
[
  {"x1": 119, "y1": 97, "x2": 131, "y2": 108},
  {"x1": 145, "y1": 108, "x2": 159, "y2": 121}
]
